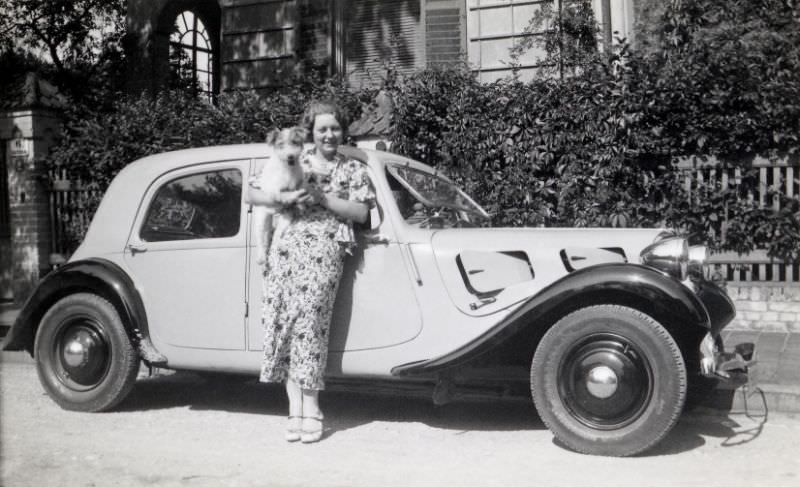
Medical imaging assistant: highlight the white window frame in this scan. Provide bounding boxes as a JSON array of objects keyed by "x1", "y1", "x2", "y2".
[{"x1": 466, "y1": 0, "x2": 635, "y2": 82}]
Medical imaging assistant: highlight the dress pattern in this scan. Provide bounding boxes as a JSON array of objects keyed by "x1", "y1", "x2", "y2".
[{"x1": 259, "y1": 149, "x2": 375, "y2": 390}]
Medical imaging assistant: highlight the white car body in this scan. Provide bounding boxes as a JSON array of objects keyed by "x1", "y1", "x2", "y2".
[
  {"x1": 5, "y1": 144, "x2": 752, "y2": 456},
  {"x1": 72, "y1": 144, "x2": 661, "y2": 375}
]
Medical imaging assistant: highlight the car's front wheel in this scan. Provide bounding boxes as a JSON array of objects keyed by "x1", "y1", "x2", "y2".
[
  {"x1": 530, "y1": 305, "x2": 687, "y2": 456},
  {"x1": 35, "y1": 293, "x2": 139, "y2": 412}
]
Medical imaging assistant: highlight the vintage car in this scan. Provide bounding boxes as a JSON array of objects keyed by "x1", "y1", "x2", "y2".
[{"x1": 3, "y1": 144, "x2": 754, "y2": 456}]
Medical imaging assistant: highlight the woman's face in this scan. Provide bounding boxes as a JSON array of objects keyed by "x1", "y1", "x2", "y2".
[{"x1": 312, "y1": 113, "x2": 343, "y2": 159}]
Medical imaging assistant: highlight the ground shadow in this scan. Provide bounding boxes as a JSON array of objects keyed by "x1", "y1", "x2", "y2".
[
  {"x1": 117, "y1": 372, "x2": 285, "y2": 415},
  {"x1": 117, "y1": 371, "x2": 544, "y2": 436},
  {"x1": 117, "y1": 371, "x2": 768, "y2": 456},
  {"x1": 642, "y1": 389, "x2": 769, "y2": 457}
]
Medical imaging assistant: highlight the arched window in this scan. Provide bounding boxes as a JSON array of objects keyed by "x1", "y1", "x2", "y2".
[{"x1": 170, "y1": 10, "x2": 214, "y2": 99}]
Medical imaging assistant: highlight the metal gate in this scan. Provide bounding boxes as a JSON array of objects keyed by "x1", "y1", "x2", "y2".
[{"x1": 48, "y1": 166, "x2": 98, "y2": 259}]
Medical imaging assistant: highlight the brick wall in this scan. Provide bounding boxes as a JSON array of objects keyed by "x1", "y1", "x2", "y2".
[{"x1": 727, "y1": 284, "x2": 800, "y2": 332}]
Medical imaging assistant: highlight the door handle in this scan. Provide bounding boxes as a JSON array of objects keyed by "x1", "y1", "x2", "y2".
[
  {"x1": 469, "y1": 297, "x2": 497, "y2": 310},
  {"x1": 363, "y1": 234, "x2": 391, "y2": 245},
  {"x1": 126, "y1": 243, "x2": 148, "y2": 255}
]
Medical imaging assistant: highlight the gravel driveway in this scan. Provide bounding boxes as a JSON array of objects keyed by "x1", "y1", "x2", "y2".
[{"x1": 2, "y1": 351, "x2": 799, "y2": 487}]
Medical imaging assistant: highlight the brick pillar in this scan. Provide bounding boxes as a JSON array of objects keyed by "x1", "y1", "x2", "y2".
[
  {"x1": 1, "y1": 110, "x2": 61, "y2": 304},
  {"x1": 0, "y1": 138, "x2": 11, "y2": 301}
]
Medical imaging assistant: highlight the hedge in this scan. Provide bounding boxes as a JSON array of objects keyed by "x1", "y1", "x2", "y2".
[{"x1": 387, "y1": 0, "x2": 800, "y2": 260}]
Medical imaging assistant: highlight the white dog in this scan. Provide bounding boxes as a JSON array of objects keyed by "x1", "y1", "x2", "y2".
[{"x1": 252, "y1": 126, "x2": 307, "y2": 265}]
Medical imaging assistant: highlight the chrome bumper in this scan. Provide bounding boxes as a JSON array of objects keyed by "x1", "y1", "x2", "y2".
[{"x1": 700, "y1": 333, "x2": 756, "y2": 387}]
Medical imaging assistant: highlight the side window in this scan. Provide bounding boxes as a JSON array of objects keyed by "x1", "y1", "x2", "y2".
[
  {"x1": 141, "y1": 169, "x2": 242, "y2": 242},
  {"x1": 386, "y1": 168, "x2": 417, "y2": 220}
]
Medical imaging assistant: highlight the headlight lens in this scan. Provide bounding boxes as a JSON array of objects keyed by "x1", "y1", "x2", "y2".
[
  {"x1": 640, "y1": 236, "x2": 689, "y2": 280},
  {"x1": 687, "y1": 245, "x2": 707, "y2": 279}
]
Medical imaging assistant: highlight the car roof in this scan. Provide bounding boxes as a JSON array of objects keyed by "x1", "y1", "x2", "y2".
[{"x1": 115, "y1": 144, "x2": 438, "y2": 182}]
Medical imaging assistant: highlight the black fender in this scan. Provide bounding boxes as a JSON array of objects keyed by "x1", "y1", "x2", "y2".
[
  {"x1": 2, "y1": 258, "x2": 167, "y2": 365},
  {"x1": 392, "y1": 263, "x2": 724, "y2": 377},
  {"x1": 693, "y1": 278, "x2": 736, "y2": 336}
]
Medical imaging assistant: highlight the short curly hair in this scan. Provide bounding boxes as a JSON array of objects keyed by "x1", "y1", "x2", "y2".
[{"x1": 299, "y1": 99, "x2": 348, "y2": 140}]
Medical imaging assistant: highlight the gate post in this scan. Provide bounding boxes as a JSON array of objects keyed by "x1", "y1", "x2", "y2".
[{"x1": 0, "y1": 106, "x2": 63, "y2": 304}]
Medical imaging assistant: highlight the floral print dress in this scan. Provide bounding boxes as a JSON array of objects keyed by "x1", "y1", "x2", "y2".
[{"x1": 259, "y1": 148, "x2": 375, "y2": 390}]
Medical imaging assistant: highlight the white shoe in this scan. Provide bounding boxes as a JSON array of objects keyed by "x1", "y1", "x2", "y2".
[{"x1": 300, "y1": 414, "x2": 324, "y2": 443}]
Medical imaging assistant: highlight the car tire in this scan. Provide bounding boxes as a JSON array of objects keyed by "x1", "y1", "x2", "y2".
[
  {"x1": 530, "y1": 305, "x2": 687, "y2": 457},
  {"x1": 34, "y1": 293, "x2": 140, "y2": 412}
]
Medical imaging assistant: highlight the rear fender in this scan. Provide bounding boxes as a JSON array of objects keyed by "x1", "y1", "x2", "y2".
[
  {"x1": 2, "y1": 258, "x2": 166, "y2": 364},
  {"x1": 392, "y1": 263, "x2": 711, "y2": 376}
]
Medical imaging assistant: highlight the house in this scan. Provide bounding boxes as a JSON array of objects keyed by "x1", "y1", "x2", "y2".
[{"x1": 125, "y1": 0, "x2": 641, "y2": 95}]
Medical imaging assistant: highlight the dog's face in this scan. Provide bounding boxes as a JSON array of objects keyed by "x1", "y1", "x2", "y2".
[{"x1": 267, "y1": 127, "x2": 307, "y2": 167}]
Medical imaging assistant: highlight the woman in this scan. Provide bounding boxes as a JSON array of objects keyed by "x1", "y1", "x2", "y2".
[{"x1": 247, "y1": 100, "x2": 374, "y2": 443}]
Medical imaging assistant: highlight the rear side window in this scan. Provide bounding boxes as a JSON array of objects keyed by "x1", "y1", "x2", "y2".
[{"x1": 141, "y1": 169, "x2": 242, "y2": 241}]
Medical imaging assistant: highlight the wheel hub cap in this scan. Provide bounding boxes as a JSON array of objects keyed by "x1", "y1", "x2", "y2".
[
  {"x1": 57, "y1": 322, "x2": 109, "y2": 388},
  {"x1": 586, "y1": 365, "x2": 618, "y2": 399},
  {"x1": 559, "y1": 333, "x2": 653, "y2": 429}
]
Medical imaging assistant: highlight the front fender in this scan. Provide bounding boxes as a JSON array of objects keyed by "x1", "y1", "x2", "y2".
[
  {"x1": 392, "y1": 263, "x2": 711, "y2": 376},
  {"x1": 2, "y1": 258, "x2": 166, "y2": 364}
]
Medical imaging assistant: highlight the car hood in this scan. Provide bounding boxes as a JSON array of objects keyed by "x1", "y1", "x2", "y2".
[{"x1": 430, "y1": 227, "x2": 665, "y2": 316}]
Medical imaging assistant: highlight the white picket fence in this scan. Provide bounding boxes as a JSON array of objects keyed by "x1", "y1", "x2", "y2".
[{"x1": 678, "y1": 156, "x2": 799, "y2": 284}]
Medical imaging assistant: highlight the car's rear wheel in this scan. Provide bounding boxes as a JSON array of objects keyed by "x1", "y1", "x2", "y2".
[
  {"x1": 35, "y1": 293, "x2": 139, "y2": 412},
  {"x1": 530, "y1": 305, "x2": 687, "y2": 456}
]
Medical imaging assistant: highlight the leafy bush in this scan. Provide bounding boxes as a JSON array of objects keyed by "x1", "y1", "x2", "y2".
[
  {"x1": 388, "y1": 62, "x2": 680, "y2": 230},
  {"x1": 388, "y1": 0, "x2": 800, "y2": 260}
]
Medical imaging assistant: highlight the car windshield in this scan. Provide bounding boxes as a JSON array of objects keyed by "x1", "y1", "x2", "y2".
[{"x1": 386, "y1": 163, "x2": 489, "y2": 228}]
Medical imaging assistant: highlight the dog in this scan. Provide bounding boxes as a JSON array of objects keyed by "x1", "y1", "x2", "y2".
[{"x1": 252, "y1": 126, "x2": 307, "y2": 265}]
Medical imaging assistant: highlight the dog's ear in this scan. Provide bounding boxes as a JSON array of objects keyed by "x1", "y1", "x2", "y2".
[
  {"x1": 265, "y1": 128, "x2": 280, "y2": 145},
  {"x1": 289, "y1": 126, "x2": 308, "y2": 145}
]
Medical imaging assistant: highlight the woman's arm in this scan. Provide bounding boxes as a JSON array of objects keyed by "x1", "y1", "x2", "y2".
[{"x1": 318, "y1": 193, "x2": 369, "y2": 224}]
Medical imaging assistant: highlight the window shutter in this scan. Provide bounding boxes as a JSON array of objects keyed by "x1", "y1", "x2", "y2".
[
  {"x1": 345, "y1": 0, "x2": 423, "y2": 87},
  {"x1": 221, "y1": 0, "x2": 297, "y2": 90}
]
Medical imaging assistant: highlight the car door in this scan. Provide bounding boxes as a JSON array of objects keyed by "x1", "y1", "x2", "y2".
[
  {"x1": 124, "y1": 160, "x2": 249, "y2": 350},
  {"x1": 245, "y1": 158, "x2": 423, "y2": 356}
]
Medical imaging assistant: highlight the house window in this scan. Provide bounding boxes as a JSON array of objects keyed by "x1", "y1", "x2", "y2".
[
  {"x1": 467, "y1": 0, "x2": 550, "y2": 82},
  {"x1": 466, "y1": 0, "x2": 635, "y2": 82},
  {"x1": 170, "y1": 10, "x2": 214, "y2": 99}
]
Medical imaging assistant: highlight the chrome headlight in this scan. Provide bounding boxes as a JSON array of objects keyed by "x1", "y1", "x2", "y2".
[
  {"x1": 640, "y1": 236, "x2": 689, "y2": 280},
  {"x1": 687, "y1": 245, "x2": 708, "y2": 279}
]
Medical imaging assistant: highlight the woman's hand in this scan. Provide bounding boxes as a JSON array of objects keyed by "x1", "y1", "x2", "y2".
[
  {"x1": 304, "y1": 185, "x2": 327, "y2": 207},
  {"x1": 280, "y1": 188, "x2": 311, "y2": 206}
]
